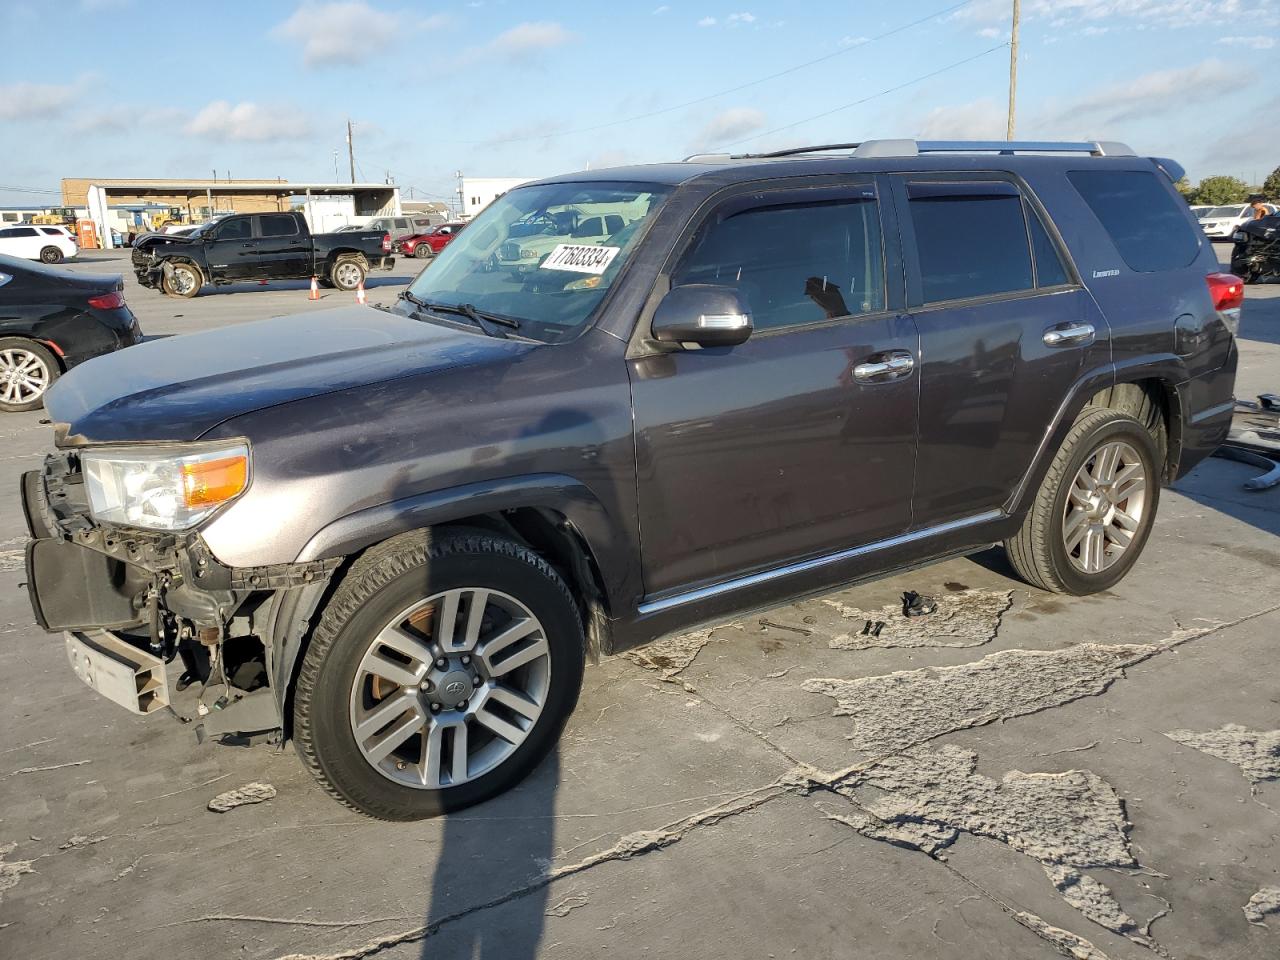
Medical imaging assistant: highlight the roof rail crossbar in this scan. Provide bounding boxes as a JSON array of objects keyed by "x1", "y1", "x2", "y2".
[{"x1": 851, "y1": 139, "x2": 1137, "y2": 158}]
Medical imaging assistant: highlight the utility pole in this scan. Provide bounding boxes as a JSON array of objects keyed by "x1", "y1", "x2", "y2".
[
  {"x1": 332, "y1": 150, "x2": 339, "y2": 181},
  {"x1": 346, "y1": 119, "x2": 356, "y2": 184},
  {"x1": 1006, "y1": 0, "x2": 1020, "y2": 139}
]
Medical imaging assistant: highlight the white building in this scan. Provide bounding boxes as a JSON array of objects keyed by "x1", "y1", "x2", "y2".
[{"x1": 460, "y1": 177, "x2": 533, "y2": 219}]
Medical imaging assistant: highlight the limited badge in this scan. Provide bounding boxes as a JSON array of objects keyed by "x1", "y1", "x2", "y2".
[{"x1": 540, "y1": 244, "x2": 621, "y2": 274}]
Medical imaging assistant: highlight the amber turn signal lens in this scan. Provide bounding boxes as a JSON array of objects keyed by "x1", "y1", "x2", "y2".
[{"x1": 181, "y1": 455, "x2": 248, "y2": 508}]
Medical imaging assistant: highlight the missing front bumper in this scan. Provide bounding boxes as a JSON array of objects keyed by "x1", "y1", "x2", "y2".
[{"x1": 65, "y1": 630, "x2": 170, "y2": 715}]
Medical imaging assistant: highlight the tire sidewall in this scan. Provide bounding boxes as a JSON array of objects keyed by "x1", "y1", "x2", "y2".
[
  {"x1": 302, "y1": 546, "x2": 584, "y2": 819},
  {"x1": 1045, "y1": 416, "x2": 1161, "y2": 595},
  {"x1": 39, "y1": 246, "x2": 62, "y2": 264}
]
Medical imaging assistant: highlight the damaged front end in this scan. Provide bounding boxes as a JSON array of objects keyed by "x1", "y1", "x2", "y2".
[{"x1": 22, "y1": 452, "x2": 339, "y2": 740}]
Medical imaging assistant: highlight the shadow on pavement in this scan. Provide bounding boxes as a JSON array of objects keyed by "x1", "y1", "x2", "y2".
[{"x1": 420, "y1": 750, "x2": 558, "y2": 958}]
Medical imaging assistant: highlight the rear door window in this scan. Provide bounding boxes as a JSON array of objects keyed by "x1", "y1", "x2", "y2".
[
  {"x1": 905, "y1": 180, "x2": 1033, "y2": 303},
  {"x1": 257, "y1": 214, "x2": 298, "y2": 238},
  {"x1": 1067, "y1": 169, "x2": 1199, "y2": 272},
  {"x1": 673, "y1": 186, "x2": 886, "y2": 332}
]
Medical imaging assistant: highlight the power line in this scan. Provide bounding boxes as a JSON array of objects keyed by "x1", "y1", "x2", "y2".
[
  {"x1": 0, "y1": 184, "x2": 62, "y2": 196},
  {"x1": 436, "y1": 0, "x2": 977, "y2": 146},
  {"x1": 716, "y1": 42, "x2": 1010, "y2": 150}
]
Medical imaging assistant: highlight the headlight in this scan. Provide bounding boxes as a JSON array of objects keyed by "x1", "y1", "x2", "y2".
[{"x1": 82, "y1": 442, "x2": 250, "y2": 531}]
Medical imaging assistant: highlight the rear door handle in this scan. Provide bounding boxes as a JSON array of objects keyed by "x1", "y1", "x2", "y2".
[
  {"x1": 853, "y1": 351, "x2": 914, "y2": 382},
  {"x1": 1043, "y1": 322, "x2": 1095, "y2": 347}
]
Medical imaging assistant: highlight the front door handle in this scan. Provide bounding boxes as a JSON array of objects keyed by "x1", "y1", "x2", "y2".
[
  {"x1": 1043, "y1": 322, "x2": 1095, "y2": 347},
  {"x1": 853, "y1": 351, "x2": 914, "y2": 382}
]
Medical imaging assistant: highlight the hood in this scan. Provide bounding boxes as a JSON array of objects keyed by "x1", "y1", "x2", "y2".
[{"x1": 46, "y1": 305, "x2": 533, "y2": 444}]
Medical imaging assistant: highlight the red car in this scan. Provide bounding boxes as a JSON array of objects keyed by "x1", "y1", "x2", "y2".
[{"x1": 398, "y1": 222, "x2": 465, "y2": 259}]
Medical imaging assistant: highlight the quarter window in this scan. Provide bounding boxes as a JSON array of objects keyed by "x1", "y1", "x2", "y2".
[
  {"x1": 673, "y1": 192, "x2": 886, "y2": 333},
  {"x1": 1027, "y1": 206, "x2": 1070, "y2": 287},
  {"x1": 1067, "y1": 169, "x2": 1199, "y2": 273},
  {"x1": 907, "y1": 181, "x2": 1033, "y2": 303},
  {"x1": 257, "y1": 214, "x2": 297, "y2": 238}
]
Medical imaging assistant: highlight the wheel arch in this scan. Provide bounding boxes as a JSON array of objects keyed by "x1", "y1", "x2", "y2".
[
  {"x1": 272, "y1": 476, "x2": 629, "y2": 739},
  {"x1": 1007, "y1": 359, "x2": 1186, "y2": 518}
]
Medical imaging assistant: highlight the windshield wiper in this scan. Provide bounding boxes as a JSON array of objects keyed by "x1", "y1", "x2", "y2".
[{"x1": 398, "y1": 292, "x2": 521, "y2": 339}]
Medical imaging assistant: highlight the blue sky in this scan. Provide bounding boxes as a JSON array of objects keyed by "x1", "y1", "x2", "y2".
[{"x1": 1, "y1": 0, "x2": 1277, "y2": 207}]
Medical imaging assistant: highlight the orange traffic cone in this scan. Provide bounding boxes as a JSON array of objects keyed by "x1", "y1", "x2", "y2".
[
  {"x1": 355, "y1": 279, "x2": 367, "y2": 305},
  {"x1": 309, "y1": 276, "x2": 320, "y2": 300}
]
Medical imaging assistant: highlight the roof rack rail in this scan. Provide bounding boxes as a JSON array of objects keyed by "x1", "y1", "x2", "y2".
[
  {"x1": 749, "y1": 143, "x2": 864, "y2": 159},
  {"x1": 683, "y1": 152, "x2": 734, "y2": 162},
  {"x1": 851, "y1": 139, "x2": 1136, "y2": 158}
]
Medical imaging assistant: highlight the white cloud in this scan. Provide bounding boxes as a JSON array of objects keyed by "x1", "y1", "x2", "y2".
[
  {"x1": 0, "y1": 80, "x2": 80, "y2": 121},
  {"x1": 1041, "y1": 58, "x2": 1238, "y2": 129},
  {"x1": 1218, "y1": 34, "x2": 1276, "y2": 48},
  {"x1": 653, "y1": 4, "x2": 670, "y2": 12},
  {"x1": 978, "y1": 26, "x2": 1000, "y2": 37},
  {"x1": 486, "y1": 21, "x2": 573, "y2": 57},
  {"x1": 839, "y1": 35, "x2": 870, "y2": 46},
  {"x1": 916, "y1": 98, "x2": 1006, "y2": 140},
  {"x1": 697, "y1": 16, "x2": 717, "y2": 27},
  {"x1": 273, "y1": 2, "x2": 401, "y2": 67},
  {"x1": 185, "y1": 101, "x2": 312, "y2": 142},
  {"x1": 727, "y1": 11, "x2": 757, "y2": 24},
  {"x1": 958, "y1": 0, "x2": 1278, "y2": 28},
  {"x1": 692, "y1": 106, "x2": 767, "y2": 148}
]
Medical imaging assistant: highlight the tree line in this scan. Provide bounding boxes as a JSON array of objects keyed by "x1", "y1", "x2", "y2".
[{"x1": 1176, "y1": 165, "x2": 1280, "y2": 206}]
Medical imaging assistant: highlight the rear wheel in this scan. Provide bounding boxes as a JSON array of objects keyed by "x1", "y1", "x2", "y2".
[
  {"x1": 330, "y1": 257, "x2": 367, "y2": 291},
  {"x1": 162, "y1": 262, "x2": 202, "y2": 298},
  {"x1": 39, "y1": 246, "x2": 62, "y2": 264},
  {"x1": 1005, "y1": 409, "x2": 1160, "y2": 595},
  {"x1": 293, "y1": 529, "x2": 585, "y2": 820},
  {"x1": 0, "y1": 339, "x2": 59, "y2": 412}
]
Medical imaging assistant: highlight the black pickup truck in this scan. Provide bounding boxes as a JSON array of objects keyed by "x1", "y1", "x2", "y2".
[{"x1": 130, "y1": 211, "x2": 394, "y2": 298}]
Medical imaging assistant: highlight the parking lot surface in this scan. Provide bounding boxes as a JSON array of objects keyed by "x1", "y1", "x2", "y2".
[{"x1": 0, "y1": 251, "x2": 1277, "y2": 960}]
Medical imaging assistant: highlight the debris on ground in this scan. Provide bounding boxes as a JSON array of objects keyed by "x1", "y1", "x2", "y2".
[
  {"x1": 1244, "y1": 887, "x2": 1280, "y2": 926},
  {"x1": 58, "y1": 834, "x2": 108, "y2": 850},
  {"x1": 823, "y1": 589, "x2": 1014, "y2": 650},
  {"x1": 803, "y1": 642, "x2": 1153, "y2": 755},
  {"x1": 901, "y1": 590, "x2": 938, "y2": 618},
  {"x1": 546, "y1": 893, "x2": 590, "y2": 918},
  {"x1": 207, "y1": 782, "x2": 277, "y2": 813},
  {"x1": 0, "y1": 842, "x2": 36, "y2": 906},
  {"x1": 1212, "y1": 444, "x2": 1280, "y2": 491},
  {"x1": 1163, "y1": 724, "x2": 1280, "y2": 783},
  {"x1": 623, "y1": 625, "x2": 738, "y2": 678}
]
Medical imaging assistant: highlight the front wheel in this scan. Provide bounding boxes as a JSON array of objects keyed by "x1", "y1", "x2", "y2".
[
  {"x1": 293, "y1": 529, "x2": 585, "y2": 820},
  {"x1": 1005, "y1": 408, "x2": 1160, "y2": 595},
  {"x1": 162, "y1": 262, "x2": 202, "y2": 298},
  {"x1": 414, "y1": 244, "x2": 432, "y2": 259}
]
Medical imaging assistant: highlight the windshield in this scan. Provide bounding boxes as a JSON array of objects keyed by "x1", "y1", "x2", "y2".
[
  {"x1": 1205, "y1": 206, "x2": 1245, "y2": 218},
  {"x1": 404, "y1": 181, "x2": 671, "y2": 343},
  {"x1": 186, "y1": 217, "x2": 226, "y2": 237}
]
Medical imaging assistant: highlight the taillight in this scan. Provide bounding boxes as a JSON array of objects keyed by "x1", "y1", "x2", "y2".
[
  {"x1": 1206, "y1": 272, "x2": 1243, "y2": 336},
  {"x1": 87, "y1": 291, "x2": 125, "y2": 310},
  {"x1": 382, "y1": 232, "x2": 392, "y2": 253}
]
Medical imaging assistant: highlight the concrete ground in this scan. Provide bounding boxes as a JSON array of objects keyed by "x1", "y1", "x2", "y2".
[{"x1": 0, "y1": 249, "x2": 1277, "y2": 960}]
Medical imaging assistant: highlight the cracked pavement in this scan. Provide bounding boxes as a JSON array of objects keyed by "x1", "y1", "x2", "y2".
[{"x1": 0, "y1": 255, "x2": 1278, "y2": 959}]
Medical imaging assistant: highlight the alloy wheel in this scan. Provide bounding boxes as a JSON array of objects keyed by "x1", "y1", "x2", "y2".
[
  {"x1": 1062, "y1": 439, "x2": 1147, "y2": 574},
  {"x1": 348, "y1": 588, "x2": 552, "y2": 790},
  {"x1": 335, "y1": 262, "x2": 362, "y2": 288},
  {"x1": 0, "y1": 347, "x2": 51, "y2": 405},
  {"x1": 171, "y1": 266, "x2": 198, "y2": 295}
]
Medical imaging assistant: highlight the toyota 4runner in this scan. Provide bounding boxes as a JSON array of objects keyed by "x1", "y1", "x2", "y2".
[{"x1": 22, "y1": 140, "x2": 1240, "y2": 820}]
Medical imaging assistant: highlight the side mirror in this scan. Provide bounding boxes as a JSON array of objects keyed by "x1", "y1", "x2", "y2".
[{"x1": 651, "y1": 284, "x2": 753, "y2": 348}]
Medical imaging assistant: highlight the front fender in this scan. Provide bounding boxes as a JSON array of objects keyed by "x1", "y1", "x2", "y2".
[{"x1": 295, "y1": 472, "x2": 635, "y2": 613}]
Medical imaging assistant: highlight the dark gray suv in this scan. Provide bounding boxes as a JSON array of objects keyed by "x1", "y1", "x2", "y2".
[{"x1": 22, "y1": 140, "x2": 1240, "y2": 820}]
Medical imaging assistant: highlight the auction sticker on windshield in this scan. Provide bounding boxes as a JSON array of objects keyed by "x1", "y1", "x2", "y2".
[{"x1": 540, "y1": 244, "x2": 621, "y2": 275}]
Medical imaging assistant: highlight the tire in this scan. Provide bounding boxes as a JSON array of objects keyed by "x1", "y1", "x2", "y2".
[
  {"x1": 293, "y1": 529, "x2": 586, "y2": 820},
  {"x1": 330, "y1": 256, "x2": 367, "y2": 291},
  {"x1": 1005, "y1": 408, "x2": 1160, "y2": 595},
  {"x1": 161, "y1": 262, "x2": 202, "y2": 298},
  {"x1": 39, "y1": 246, "x2": 62, "y2": 264},
  {"x1": 414, "y1": 244, "x2": 432, "y2": 259},
  {"x1": 0, "y1": 338, "x2": 59, "y2": 412}
]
